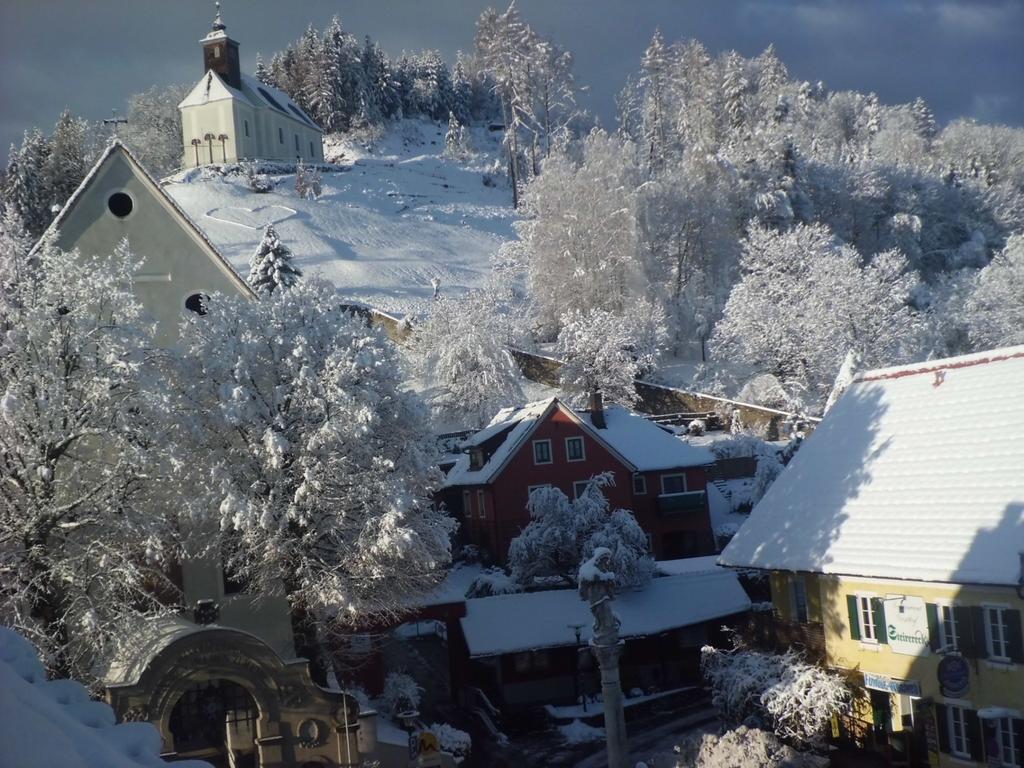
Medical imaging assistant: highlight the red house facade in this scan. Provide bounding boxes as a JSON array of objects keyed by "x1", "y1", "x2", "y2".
[{"x1": 440, "y1": 397, "x2": 718, "y2": 562}]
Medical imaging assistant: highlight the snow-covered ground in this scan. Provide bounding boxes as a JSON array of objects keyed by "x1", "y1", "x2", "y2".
[{"x1": 164, "y1": 120, "x2": 517, "y2": 318}]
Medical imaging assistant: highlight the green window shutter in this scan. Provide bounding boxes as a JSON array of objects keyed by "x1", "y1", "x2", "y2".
[
  {"x1": 965, "y1": 709, "x2": 983, "y2": 762},
  {"x1": 1005, "y1": 608, "x2": 1024, "y2": 663},
  {"x1": 953, "y1": 605, "x2": 973, "y2": 655},
  {"x1": 970, "y1": 606, "x2": 989, "y2": 659},
  {"x1": 926, "y1": 603, "x2": 941, "y2": 652},
  {"x1": 846, "y1": 595, "x2": 860, "y2": 640},
  {"x1": 935, "y1": 704, "x2": 949, "y2": 754},
  {"x1": 872, "y1": 598, "x2": 888, "y2": 644}
]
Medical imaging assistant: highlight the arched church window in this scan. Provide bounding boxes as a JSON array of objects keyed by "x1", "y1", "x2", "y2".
[
  {"x1": 278, "y1": 127, "x2": 284, "y2": 144},
  {"x1": 244, "y1": 119, "x2": 249, "y2": 138},
  {"x1": 310, "y1": 140, "x2": 315, "y2": 157},
  {"x1": 107, "y1": 192, "x2": 133, "y2": 218},
  {"x1": 294, "y1": 134, "x2": 299, "y2": 152},
  {"x1": 185, "y1": 293, "x2": 209, "y2": 316}
]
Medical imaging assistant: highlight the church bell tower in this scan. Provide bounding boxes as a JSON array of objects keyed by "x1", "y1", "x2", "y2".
[{"x1": 201, "y1": 2, "x2": 241, "y2": 89}]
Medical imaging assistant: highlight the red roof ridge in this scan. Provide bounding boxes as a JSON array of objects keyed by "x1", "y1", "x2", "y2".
[{"x1": 856, "y1": 346, "x2": 1024, "y2": 384}]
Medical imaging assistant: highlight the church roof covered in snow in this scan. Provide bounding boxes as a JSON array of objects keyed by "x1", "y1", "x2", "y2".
[
  {"x1": 719, "y1": 346, "x2": 1024, "y2": 587},
  {"x1": 460, "y1": 568, "x2": 750, "y2": 657},
  {"x1": 442, "y1": 397, "x2": 714, "y2": 487},
  {"x1": 178, "y1": 70, "x2": 321, "y2": 132}
]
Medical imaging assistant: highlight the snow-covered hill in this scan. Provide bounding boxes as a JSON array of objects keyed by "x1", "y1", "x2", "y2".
[{"x1": 164, "y1": 120, "x2": 516, "y2": 318}]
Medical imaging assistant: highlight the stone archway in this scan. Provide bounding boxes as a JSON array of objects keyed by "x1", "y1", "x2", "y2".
[
  {"x1": 168, "y1": 678, "x2": 259, "y2": 767},
  {"x1": 105, "y1": 625, "x2": 363, "y2": 768}
]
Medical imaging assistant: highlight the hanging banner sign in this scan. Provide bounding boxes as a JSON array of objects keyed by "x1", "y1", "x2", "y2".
[
  {"x1": 863, "y1": 672, "x2": 922, "y2": 697},
  {"x1": 884, "y1": 595, "x2": 931, "y2": 656}
]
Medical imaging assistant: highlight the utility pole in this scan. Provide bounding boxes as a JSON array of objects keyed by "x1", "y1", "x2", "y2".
[{"x1": 578, "y1": 548, "x2": 628, "y2": 768}]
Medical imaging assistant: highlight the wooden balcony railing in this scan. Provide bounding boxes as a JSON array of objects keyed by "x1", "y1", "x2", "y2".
[{"x1": 657, "y1": 490, "x2": 707, "y2": 517}]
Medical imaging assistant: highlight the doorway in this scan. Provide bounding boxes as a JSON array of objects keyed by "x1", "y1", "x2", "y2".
[{"x1": 168, "y1": 679, "x2": 258, "y2": 767}]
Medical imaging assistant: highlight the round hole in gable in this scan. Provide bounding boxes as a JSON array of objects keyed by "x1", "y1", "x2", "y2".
[{"x1": 107, "y1": 192, "x2": 133, "y2": 218}]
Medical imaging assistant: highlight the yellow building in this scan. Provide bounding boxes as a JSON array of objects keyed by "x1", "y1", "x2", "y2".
[{"x1": 721, "y1": 347, "x2": 1024, "y2": 768}]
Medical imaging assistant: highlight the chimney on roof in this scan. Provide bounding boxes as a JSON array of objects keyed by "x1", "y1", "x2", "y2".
[{"x1": 588, "y1": 390, "x2": 606, "y2": 429}]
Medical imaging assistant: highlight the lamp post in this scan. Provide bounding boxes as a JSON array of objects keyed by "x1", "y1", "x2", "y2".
[
  {"x1": 190, "y1": 138, "x2": 202, "y2": 167},
  {"x1": 204, "y1": 133, "x2": 215, "y2": 164},
  {"x1": 218, "y1": 133, "x2": 230, "y2": 162},
  {"x1": 568, "y1": 623, "x2": 586, "y2": 713}
]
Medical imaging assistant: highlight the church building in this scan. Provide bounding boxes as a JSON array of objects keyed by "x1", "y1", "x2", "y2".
[{"x1": 179, "y1": 4, "x2": 324, "y2": 168}]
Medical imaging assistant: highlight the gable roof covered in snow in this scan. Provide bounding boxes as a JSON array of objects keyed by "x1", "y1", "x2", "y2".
[
  {"x1": 178, "y1": 71, "x2": 321, "y2": 132},
  {"x1": 442, "y1": 397, "x2": 714, "y2": 487},
  {"x1": 719, "y1": 346, "x2": 1024, "y2": 587},
  {"x1": 460, "y1": 568, "x2": 750, "y2": 657}
]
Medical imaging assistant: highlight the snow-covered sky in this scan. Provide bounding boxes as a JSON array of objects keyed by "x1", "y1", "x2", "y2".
[{"x1": 1, "y1": 0, "x2": 1022, "y2": 157}]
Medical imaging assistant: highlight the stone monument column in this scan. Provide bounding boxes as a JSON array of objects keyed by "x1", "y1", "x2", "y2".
[{"x1": 578, "y1": 547, "x2": 628, "y2": 768}]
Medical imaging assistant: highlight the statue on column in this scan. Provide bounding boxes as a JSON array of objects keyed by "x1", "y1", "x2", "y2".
[{"x1": 578, "y1": 547, "x2": 629, "y2": 768}]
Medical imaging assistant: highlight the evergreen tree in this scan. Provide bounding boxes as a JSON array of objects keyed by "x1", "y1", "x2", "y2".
[
  {"x1": 450, "y1": 57, "x2": 473, "y2": 124},
  {"x1": 247, "y1": 224, "x2": 302, "y2": 296},
  {"x1": 43, "y1": 109, "x2": 89, "y2": 211},
  {"x1": 3, "y1": 130, "x2": 52, "y2": 237},
  {"x1": 254, "y1": 53, "x2": 275, "y2": 86}
]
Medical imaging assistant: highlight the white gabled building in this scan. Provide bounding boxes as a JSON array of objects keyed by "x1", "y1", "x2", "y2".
[{"x1": 178, "y1": 5, "x2": 323, "y2": 168}]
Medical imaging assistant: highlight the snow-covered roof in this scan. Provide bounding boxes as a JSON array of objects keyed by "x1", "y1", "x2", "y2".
[
  {"x1": 178, "y1": 70, "x2": 254, "y2": 109},
  {"x1": 442, "y1": 397, "x2": 714, "y2": 488},
  {"x1": 719, "y1": 346, "x2": 1024, "y2": 587},
  {"x1": 655, "y1": 555, "x2": 723, "y2": 576},
  {"x1": 239, "y1": 74, "x2": 322, "y2": 131},
  {"x1": 580, "y1": 404, "x2": 715, "y2": 471},
  {"x1": 460, "y1": 569, "x2": 750, "y2": 657},
  {"x1": 96, "y1": 615, "x2": 205, "y2": 686},
  {"x1": 0, "y1": 627, "x2": 211, "y2": 767}
]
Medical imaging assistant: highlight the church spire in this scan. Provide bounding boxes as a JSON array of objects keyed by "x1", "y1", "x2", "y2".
[
  {"x1": 211, "y1": 1, "x2": 226, "y2": 33},
  {"x1": 200, "y1": 1, "x2": 241, "y2": 89}
]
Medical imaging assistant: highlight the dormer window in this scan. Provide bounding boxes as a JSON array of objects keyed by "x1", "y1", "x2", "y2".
[{"x1": 469, "y1": 448, "x2": 484, "y2": 471}]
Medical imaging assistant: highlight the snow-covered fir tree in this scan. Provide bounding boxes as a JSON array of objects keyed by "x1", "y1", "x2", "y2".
[
  {"x1": 177, "y1": 278, "x2": 455, "y2": 629},
  {"x1": 507, "y1": 474, "x2": 654, "y2": 588},
  {"x1": 247, "y1": 223, "x2": 303, "y2": 296}
]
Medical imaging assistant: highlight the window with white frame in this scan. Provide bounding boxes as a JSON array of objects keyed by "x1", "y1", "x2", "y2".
[
  {"x1": 996, "y1": 716, "x2": 1022, "y2": 768},
  {"x1": 858, "y1": 594, "x2": 878, "y2": 642},
  {"x1": 661, "y1": 473, "x2": 686, "y2": 495},
  {"x1": 790, "y1": 576, "x2": 809, "y2": 623},
  {"x1": 462, "y1": 490, "x2": 471, "y2": 516},
  {"x1": 573, "y1": 480, "x2": 592, "y2": 499},
  {"x1": 526, "y1": 484, "x2": 549, "y2": 503},
  {"x1": 477, "y1": 490, "x2": 486, "y2": 519},
  {"x1": 565, "y1": 436, "x2": 585, "y2": 462},
  {"x1": 947, "y1": 705, "x2": 970, "y2": 759},
  {"x1": 985, "y1": 606, "x2": 1011, "y2": 661},
  {"x1": 632, "y1": 474, "x2": 647, "y2": 494},
  {"x1": 532, "y1": 439, "x2": 552, "y2": 465},
  {"x1": 939, "y1": 604, "x2": 959, "y2": 652}
]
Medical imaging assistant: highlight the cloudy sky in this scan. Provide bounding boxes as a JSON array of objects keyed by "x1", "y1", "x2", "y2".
[{"x1": 1, "y1": 0, "x2": 1022, "y2": 157}]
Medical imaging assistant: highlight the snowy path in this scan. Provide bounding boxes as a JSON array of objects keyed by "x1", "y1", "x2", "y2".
[{"x1": 164, "y1": 121, "x2": 517, "y2": 319}]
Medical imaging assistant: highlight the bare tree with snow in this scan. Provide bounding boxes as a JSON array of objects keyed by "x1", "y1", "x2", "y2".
[{"x1": 965, "y1": 234, "x2": 1024, "y2": 349}]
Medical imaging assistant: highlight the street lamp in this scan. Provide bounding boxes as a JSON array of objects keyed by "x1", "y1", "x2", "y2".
[
  {"x1": 218, "y1": 133, "x2": 230, "y2": 162},
  {"x1": 204, "y1": 133, "x2": 215, "y2": 164},
  {"x1": 569, "y1": 623, "x2": 587, "y2": 713},
  {"x1": 190, "y1": 138, "x2": 202, "y2": 167}
]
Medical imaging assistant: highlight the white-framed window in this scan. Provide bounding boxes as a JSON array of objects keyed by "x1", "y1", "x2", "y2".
[
  {"x1": 939, "y1": 604, "x2": 959, "y2": 652},
  {"x1": 565, "y1": 436, "x2": 585, "y2": 462},
  {"x1": 532, "y1": 439, "x2": 552, "y2": 465},
  {"x1": 790, "y1": 575, "x2": 809, "y2": 623},
  {"x1": 661, "y1": 473, "x2": 686, "y2": 495},
  {"x1": 462, "y1": 490, "x2": 471, "y2": 516},
  {"x1": 996, "y1": 716, "x2": 1022, "y2": 768},
  {"x1": 632, "y1": 474, "x2": 647, "y2": 495},
  {"x1": 476, "y1": 490, "x2": 486, "y2": 519},
  {"x1": 985, "y1": 605, "x2": 1011, "y2": 661},
  {"x1": 947, "y1": 705, "x2": 970, "y2": 760},
  {"x1": 857, "y1": 594, "x2": 878, "y2": 643},
  {"x1": 573, "y1": 480, "x2": 592, "y2": 499},
  {"x1": 526, "y1": 484, "x2": 549, "y2": 503}
]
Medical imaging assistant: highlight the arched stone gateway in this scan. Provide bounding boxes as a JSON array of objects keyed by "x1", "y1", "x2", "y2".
[{"x1": 105, "y1": 624, "x2": 364, "y2": 768}]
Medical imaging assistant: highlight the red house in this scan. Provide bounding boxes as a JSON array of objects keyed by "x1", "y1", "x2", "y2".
[{"x1": 439, "y1": 396, "x2": 718, "y2": 562}]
